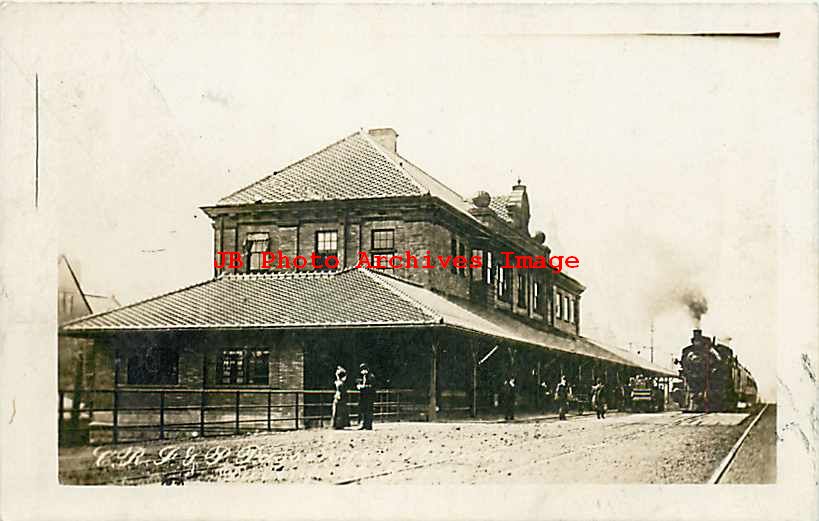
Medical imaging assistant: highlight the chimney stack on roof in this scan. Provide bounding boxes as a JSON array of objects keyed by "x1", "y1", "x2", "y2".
[
  {"x1": 506, "y1": 180, "x2": 531, "y2": 234},
  {"x1": 368, "y1": 128, "x2": 398, "y2": 153}
]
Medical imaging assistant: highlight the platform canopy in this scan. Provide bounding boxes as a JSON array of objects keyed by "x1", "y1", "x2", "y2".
[{"x1": 61, "y1": 268, "x2": 677, "y2": 377}]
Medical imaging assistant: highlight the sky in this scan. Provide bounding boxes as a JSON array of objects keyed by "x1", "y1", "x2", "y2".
[{"x1": 6, "y1": 4, "x2": 793, "y2": 401}]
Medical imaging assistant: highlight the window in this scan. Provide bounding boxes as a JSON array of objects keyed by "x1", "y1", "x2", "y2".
[
  {"x1": 563, "y1": 295, "x2": 569, "y2": 321},
  {"x1": 59, "y1": 292, "x2": 74, "y2": 314},
  {"x1": 315, "y1": 230, "x2": 338, "y2": 271},
  {"x1": 554, "y1": 290, "x2": 562, "y2": 319},
  {"x1": 484, "y1": 251, "x2": 493, "y2": 284},
  {"x1": 450, "y1": 237, "x2": 458, "y2": 274},
  {"x1": 244, "y1": 232, "x2": 270, "y2": 272},
  {"x1": 448, "y1": 237, "x2": 467, "y2": 277},
  {"x1": 371, "y1": 229, "x2": 396, "y2": 272},
  {"x1": 220, "y1": 349, "x2": 270, "y2": 385},
  {"x1": 497, "y1": 266, "x2": 512, "y2": 303},
  {"x1": 568, "y1": 297, "x2": 575, "y2": 323},
  {"x1": 221, "y1": 350, "x2": 245, "y2": 384},
  {"x1": 516, "y1": 273, "x2": 527, "y2": 309},
  {"x1": 316, "y1": 230, "x2": 338, "y2": 253},
  {"x1": 249, "y1": 350, "x2": 270, "y2": 385},
  {"x1": 371, "y1": 229, "x2": 395, "y2": 252},
  {"x1": 533, "y1": 281, "x2": 543, "y2": 314},
  {"x1": 126, "y1": 346, "x2": 179, "y2": 385}
]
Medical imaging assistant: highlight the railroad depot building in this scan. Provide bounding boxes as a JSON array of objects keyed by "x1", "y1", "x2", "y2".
[{"x1": 61, "y1": 128, "x2": 674, "y2": 440}]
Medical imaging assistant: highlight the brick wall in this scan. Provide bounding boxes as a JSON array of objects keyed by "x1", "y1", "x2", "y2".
[
  {"x1": 81, "y1": 333, "x2": 308, "y2": 442},
  {"x1": 211, "y1": 211, "x2": 478, "y2": 299},
  {"x1": 421, "y1": 221, "x2": 470, "y2": 299}
]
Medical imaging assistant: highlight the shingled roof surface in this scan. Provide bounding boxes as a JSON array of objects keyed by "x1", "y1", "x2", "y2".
[
  {"x1": 61, "y1": 269, "x2": 674, "y2": 376},
  {"x1": 60, "y1": 270, "x2": 441, "y2": 331},
  {"x1": 218, "y1": 132, "x2": 426, "y2": 205},
  {"x1": 372, "y1": 273, "x2": 673, "y2": 374},
  {"x1": 488, "y1": 195, "x2": 514, "y2": 223},
  {"x1": 216, "y1": 130, "x2": 497, "y2": 227}
]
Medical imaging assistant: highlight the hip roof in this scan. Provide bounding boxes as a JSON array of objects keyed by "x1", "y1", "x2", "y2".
[{"x1": 61, "y1": 269, "x2": 675, "y2": 377}]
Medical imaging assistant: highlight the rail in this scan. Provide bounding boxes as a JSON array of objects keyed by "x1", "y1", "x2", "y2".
[
  {"x1": 58, "y1": 387, "x2": 420, "y2": 446},
  {"x1": 708, "y1": 403, "x2": 769, "y2": 484}
]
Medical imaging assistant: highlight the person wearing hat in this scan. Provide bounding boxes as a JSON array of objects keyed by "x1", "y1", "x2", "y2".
[
  {"x1": 501, "y1": 377, "x2": 517, "y2": 421},
  {"x1": 331, "y1": 366, "x2": 350, "y2": 430},
  {"x1": 356, "y1": 363, "x2": 376, "y2": 430},
  {"x1": 591, "y1": 377, "x2": 607, "y2": 419}
]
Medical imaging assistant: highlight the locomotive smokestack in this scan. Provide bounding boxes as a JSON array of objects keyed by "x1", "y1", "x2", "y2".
[{"x1": 692, "y1": 329, "x2": 703, "y2": 343}]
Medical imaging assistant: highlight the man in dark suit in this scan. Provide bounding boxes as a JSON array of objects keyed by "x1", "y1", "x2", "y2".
[
  {"x1": 356, "y1": 363, "x2": 376, "y2": 430},
  {"x1": 501, "y1": 377, "x2": 517, "y2": 421}
]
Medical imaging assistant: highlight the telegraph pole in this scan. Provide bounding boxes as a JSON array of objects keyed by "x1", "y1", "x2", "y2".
[{"x1": 650, "y1": 320, "x2": 655, "y2": 364}]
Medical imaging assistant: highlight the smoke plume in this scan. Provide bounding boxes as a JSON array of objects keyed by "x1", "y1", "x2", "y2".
[
  {"x1": 680, "y1": 289, "x2": 708, "y2": 327},
  {"x1": 627, "y1": 232, "x2": 711, "y2": 328}
]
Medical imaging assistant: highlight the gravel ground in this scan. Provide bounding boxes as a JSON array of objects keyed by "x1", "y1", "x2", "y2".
[
  {"x1": 719, "y1": 404, "x2": 777, "y2": 484},
  {"x1": 59, "y1": 410, "x2": 754, "y2": 485}
]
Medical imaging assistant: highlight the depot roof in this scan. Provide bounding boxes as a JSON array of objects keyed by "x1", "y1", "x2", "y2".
[
  {"x1": 215, "y1": 130, "x2": 470, "y2": 213},
  {"x1": 209, "y1": 130, "x2": 518, "y2": 231},
  {"x1": 60, "y1": 268, "x2": 675, "y2": 377}
]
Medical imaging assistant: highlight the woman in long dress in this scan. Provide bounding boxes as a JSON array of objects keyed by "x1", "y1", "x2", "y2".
[{"x1": 331, "y1": 366, "x2": 350, "y2": 429}]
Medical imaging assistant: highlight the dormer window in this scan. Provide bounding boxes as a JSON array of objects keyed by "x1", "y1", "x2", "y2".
[{"x1": 244, "y1": 232, "x2": 270, "y2": 272}]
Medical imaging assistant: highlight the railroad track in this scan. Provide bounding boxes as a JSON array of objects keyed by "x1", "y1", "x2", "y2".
[{"x1": 707, "y1": 403, "x2": 769, "y2": 484}]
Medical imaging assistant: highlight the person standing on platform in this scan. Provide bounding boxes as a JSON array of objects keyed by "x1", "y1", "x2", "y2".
[
  {"x1": 540, "y1": 381, "x2": 552, "y2": 413},
  {"x1": 356, "y1": 363, "x2": 376, "y2": 430},
  {"x1": 502, "y1": 377, "x2": 517, "y2": 421},
  {"x1": 591, "y1": 378, "x2": 607, "y2": 419},
  {"x1": 555, "y1": 376, "x2": 569, "y2": 421},
  {"x1": 331, "y1": 366, "x2": 350, "y2": 430}
]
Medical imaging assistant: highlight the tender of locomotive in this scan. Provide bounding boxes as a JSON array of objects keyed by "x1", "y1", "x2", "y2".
[{"x1": 676, "y1": 329, "x2": 758, "y2": 412}]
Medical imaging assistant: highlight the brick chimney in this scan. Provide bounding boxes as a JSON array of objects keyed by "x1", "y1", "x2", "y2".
[{"x1": 368, "y1": 128, "x2": 398, "y2": 153}]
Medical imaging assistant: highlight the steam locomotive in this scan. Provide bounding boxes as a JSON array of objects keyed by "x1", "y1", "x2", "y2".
[{"x1": 676, "y1": 329, "x2": 758, "y2": 412}]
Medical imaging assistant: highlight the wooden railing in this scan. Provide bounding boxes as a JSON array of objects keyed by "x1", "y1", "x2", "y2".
[{"x1": 58, "y1": 387, "x2": 420, "y2": 446}]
